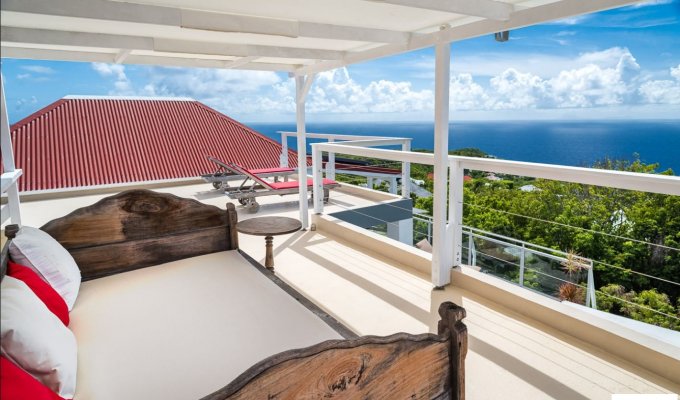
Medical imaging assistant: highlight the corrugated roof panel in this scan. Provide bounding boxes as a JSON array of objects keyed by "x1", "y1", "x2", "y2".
[{"x1": 10, "y1": 98, "x2": 298, "y2": 192}]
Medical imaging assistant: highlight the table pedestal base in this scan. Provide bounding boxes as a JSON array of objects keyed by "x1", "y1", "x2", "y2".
[{"x1": 265, "y1": 235, "x2": 274, "y2": 270}]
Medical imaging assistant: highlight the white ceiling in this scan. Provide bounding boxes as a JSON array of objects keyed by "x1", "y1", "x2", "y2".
[{"x1": 0, "y1": 0, "x2": 641, "y2": 75}]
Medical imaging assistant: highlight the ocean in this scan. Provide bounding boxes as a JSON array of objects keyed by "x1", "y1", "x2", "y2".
[{"x1": 248, "y1": 120, "x2": 680, "y2": 173}]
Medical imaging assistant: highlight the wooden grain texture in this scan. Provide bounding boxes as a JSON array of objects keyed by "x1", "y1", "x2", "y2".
[
  {"x1": 226, "y1": 203, "x2": 239, "y2": 250},
  {"x1": 40, "y1": 190, "x2": 239, "y2": 280},
  {"x1": 42, "y1": 190, "x2": 228, "y2": 248},
  {"x1": 202, "y1": 301, "x2": 467, "y2": 400},
  {"x1": 69, "y1": 227, "x2": 228, "y2": 280},
  {"x1": 438, "y1": 301, "x2": 468, "y2": 400},
  {"x1": 236, "y1": 216, "x2": 302, "y2": 236}
]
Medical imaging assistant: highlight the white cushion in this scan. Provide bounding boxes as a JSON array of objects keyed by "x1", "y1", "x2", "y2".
[
  {"x1": 69, "y1": 251, "x2": 342, "y2": 400},
  {"x1": 1, "y1": 276, "x2": 78, "y2": 398},
  {"x1": 9, "y1": 226, "x2": 81, "y2": 310}
]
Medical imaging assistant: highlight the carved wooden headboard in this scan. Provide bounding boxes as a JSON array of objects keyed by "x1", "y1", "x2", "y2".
[{"x1": 39, "y1": 190, "x2": 239, "y2": 280}]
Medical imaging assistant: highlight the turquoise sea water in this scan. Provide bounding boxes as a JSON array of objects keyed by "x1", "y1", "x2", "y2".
[{"x1": 248, "y1": 120, "x2": 680, "y2": 173}]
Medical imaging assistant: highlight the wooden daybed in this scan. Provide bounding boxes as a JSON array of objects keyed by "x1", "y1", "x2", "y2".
[{"x1": 0, "y1": 189, "x2": 467, "y2": 400}]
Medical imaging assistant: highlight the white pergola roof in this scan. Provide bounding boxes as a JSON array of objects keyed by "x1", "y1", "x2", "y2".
[{"x1": 1, "y1": 0, "x2": 638, "y2": 75}]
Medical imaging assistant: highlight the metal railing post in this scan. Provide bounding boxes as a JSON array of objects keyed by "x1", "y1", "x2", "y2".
[
  {"x1": 327, "y1": 137, "x2": 336, "y2": 180},
  {"x1": 519, "y1": 243, "x2": 526, "y2": 287},
  {"x1": 449, "y1": 159, "x2": 464, "y2": 267},
  {"x1": 279, "y1": 132, "x2": 289, "y2": 168},
  {"x1": 467, "y1": 231, "x2": 473, "y2": 265},
  {"x1": 586, "y1": 262, "x2": 597, "y2": 309},
  {"x1": 401, "y1": 140, "x2": 411, "y2": 199},
  {"x1": 470, "y1": 233, "x2": 477, "y2": 267},
  {"x1": 312, "y1": 144, "x2": 324, "y2": 214}
]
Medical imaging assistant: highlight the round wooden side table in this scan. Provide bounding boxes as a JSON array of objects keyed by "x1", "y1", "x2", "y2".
[{"x1": 236, "y1": 216, "x2": 302, "y2": 270}]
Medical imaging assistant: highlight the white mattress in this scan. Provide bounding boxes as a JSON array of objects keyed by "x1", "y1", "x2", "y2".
[{"x1": 69, "y1": 251, "x2": 343, "y2": 400}]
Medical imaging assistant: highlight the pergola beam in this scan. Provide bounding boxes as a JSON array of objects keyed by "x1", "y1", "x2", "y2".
[
  {"x1": 114, "y1": 49, "x2": 132, "y2": 64},
  {"x1": 0, "y1": 46, "x2": 299, "y2": 72},
  {"x1": 223, "y1": 56, "x2": 258, "y2": 69},
  {"x1": 368, "y1": 0, "x2": 514, "y2": 21},
  {"x1": 296, "y1": 0, "x2": 639, "y2": 75},
  {"x1": 1, "y1": 27, "x2": 347, "y2": 61},
  {"x1": 1, "y1": 0, "x2": 410, "y2": 44},
  {"x1": 154, "y1": 39, "x2": 345, "y2": 60}
]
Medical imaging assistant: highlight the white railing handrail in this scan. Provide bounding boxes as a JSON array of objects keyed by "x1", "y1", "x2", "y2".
[
  {"x1": 278, "y1": 131, "x2": 412, "y2": 142},
  {"x1": 312, "y1": 143, "x2": 680, "y2": 196},
  {"x1": 454, "y1": 156, "x2": 680, "y2": 196}
]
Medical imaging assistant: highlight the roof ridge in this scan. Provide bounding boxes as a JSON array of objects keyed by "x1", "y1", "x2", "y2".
[
  {"x1": 63, "y1": 95, "x2": 195, "y2": 101},
  {"x1": 11, "y1": 99, "x2": 68, "y2": 130}
]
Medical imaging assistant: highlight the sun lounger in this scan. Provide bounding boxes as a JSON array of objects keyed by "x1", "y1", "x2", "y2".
[
  {"x1": 224, "y1": 162, "x2": 340, "y2": 213},
  {"x1": 201, "y1": 156, "x2": 295, "y2": 190}
]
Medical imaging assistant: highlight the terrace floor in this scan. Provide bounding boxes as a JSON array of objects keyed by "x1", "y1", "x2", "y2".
[{"x1": 15, "y1": 182, "x2": 680, "y2": 399}]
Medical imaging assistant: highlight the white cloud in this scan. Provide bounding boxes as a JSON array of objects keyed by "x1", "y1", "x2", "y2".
[
  {"x1": 638, "y1": 64, "x2": 680, "y2": 104},
  {"x1": 304, "y1": 69, "x2": 432, "y2": 114},
  {"x1": 14, "y1": 96, "x2": 38, "y2": 111},
  {"x1": 17, "y1": 73, "x2": 31, "y2": 80},
  {"x1": 90, "y1": 48, "x2": 679, "y2": 120},
  {"x1": 450, "y1": 74, "x2": 488, "y2": 110},
  {"x1": 143, "y1": 68, "x2": 281, "y2": 97},
  {"x1": 92, "y1": 63, "x2": 133, "y2": 94},
  {"x1": 446, "y1": 46, "x2": 636, "y2": 78},
  {"x1": 21, "y1": 65, "x2": 55, "y2": 74},
  {"x1": 549, "y1": 15, "x2": 590, "y2": 25}
]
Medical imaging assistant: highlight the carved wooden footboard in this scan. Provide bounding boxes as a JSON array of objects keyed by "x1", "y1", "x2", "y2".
[{"x1": 203, "y1": 301, "x2": 467, "y2": 400}]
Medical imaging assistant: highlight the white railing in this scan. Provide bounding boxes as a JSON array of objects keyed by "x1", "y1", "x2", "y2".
[
  {"x1": 279, "y1": 131, "x2": 411, "y2": 198},
  {"x1": 464, "y1": 226, "x2": 597, "y2": 308},
  {"x1": 413, "y1": 214, "x2": 598, "y2": 308},
  {"x1": 310, "y1": 140, "x2": 680, "y2": 287}
]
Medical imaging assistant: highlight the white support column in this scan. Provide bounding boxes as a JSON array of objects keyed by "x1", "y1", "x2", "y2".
[
  {"x1": 367, "y1": 177, "x2": 374, "y2": 189},
  {"x1": 312, "y1": 144, "x2": 324, "y2": 214},
  {"x1": 327, "y1": 138, "x2": 336, "y2": 180},
  {"x1": 401, "y1": 140, "x2": 411, "y2": 198},
  {"x1": 431, "y1": 40, "x2": 451, "y2": 287},
  {"x1": 389, "y1": 177, "x2": 398, "y2": 194},
  {"x1": 447, "y1": 159, "x2": 464, "y2": 267},
  {"x1": 295, "y1": 74, "x2": 315, "y2": 229},
  {"x1": 1, "y1": 74, "x2": 22, "y2": 226},
  {"x1": 279, "y1": 132, "x2": 289, "y2": 167}
]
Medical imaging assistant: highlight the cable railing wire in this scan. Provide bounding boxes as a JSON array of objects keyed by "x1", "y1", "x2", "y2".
[
  {"x1": 594, "y1": 289, "x2": 680, "y2": 322},
  {"x1": 591, "y1": 259, "x2": 680, "y2": 287},
  {"x1": 463, "y1": 202, "x2": 680, "y2": 252}
]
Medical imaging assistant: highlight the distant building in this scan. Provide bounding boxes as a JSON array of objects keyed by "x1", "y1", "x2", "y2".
[
  {"x1": 520, "y1": 184, "x2": 540, "y2": 192},
  {"x1": 9, "y1": 96, "x2": 297, "y2": 192},
  {"x1": 486, "y1": 173, "x2": 501, "y2": 181}
]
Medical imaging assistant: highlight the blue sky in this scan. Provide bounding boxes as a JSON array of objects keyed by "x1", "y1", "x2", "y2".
[{"x1": 2, "y1": 0, "x2": 680, "y2": 124}]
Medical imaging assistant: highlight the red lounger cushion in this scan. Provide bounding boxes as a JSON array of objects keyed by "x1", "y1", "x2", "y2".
[
  {"x1": 268, "y1": 178, "x2": 337, "y2": 190},
  {"x1": 7, "y1": 260, "x2": 70, "y2": 326},
  {"x1": 0, "y1": 357, "x2": 66, "y2": 400},
  {"x1": 248, "y1": 167, "x2": 295, "y2": 174}
]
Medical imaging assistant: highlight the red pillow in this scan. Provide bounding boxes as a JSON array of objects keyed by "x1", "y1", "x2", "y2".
[
  {"x1": 7, "y1": 260, "x2": 70, "y2": 326},
  {"x1": 0, "y1": 357, "x2": 67, "y2": 400}
]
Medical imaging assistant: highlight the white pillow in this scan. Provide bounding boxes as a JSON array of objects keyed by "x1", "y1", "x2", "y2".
[
  {"x1": 1, "y1": 276, "x2": 78, "y2": 398},
  {"x1": 9, "y1": 226, "x2": 81, "y2": 310}
]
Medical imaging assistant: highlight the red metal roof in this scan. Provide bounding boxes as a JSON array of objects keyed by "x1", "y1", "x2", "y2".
[{"x1": 10, "y1": 98, "x2": 298, "y2": 192}]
